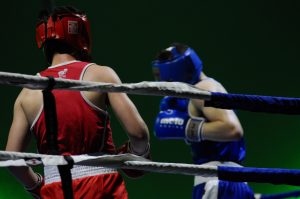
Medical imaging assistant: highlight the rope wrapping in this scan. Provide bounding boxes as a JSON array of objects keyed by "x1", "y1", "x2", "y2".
[
  {"x1": 218, "y1": 166, "x2": 300, "y2": 186},
  {"x1": 0, "y1": 71, "x2": 211, "y2": 99},
  {"x1": 256, "y1": 190, "x2": 300, "y2": 199},
  {"x1": 1, "y1": 151, "x2": 300, "y2": 186},
  {"x1": 206, "y1": 92, "x2": 300, "y2": 114},
  {"x1": 1, "y1": 71, "x2": 300, "y2": 114}
]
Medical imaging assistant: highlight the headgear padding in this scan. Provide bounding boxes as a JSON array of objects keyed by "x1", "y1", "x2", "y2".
[
  {"x1": 152, "y1": 46, "x2": 202, "y2": 84},
  {"x1": 36, "y1": 12, "x2": 91, "y2": 53}
]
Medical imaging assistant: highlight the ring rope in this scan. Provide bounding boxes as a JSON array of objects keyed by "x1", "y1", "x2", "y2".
[
  {"x1": 0, "y1": 71, "x2": 211, "y2": 99},
  {"x1": 1, "y1": 150, "x2": 300, "y2": 186},
  {"x1": 2, "y1": 71, "x2": 300, "y2": 194},
  {"x1": 1, "y1": 71, "x2": 300, "y2": 114},
  {"x1": 255, "y1": 190, "x2": 300, "y2": 199}
]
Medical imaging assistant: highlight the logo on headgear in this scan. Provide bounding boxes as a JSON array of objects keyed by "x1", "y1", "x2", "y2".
[{"x1": 68, "y1": 21, "x2": 79, "y2": 34}]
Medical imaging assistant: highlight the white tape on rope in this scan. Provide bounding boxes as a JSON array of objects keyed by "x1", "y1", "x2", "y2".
[
  {"x1": 0, "y1": 150, "x2": 217, "y2": 177},
  {"x1": 0, "y1": 71, "x2": 211, "y2": 99}
]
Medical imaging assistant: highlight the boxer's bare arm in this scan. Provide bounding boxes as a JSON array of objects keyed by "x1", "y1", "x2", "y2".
[{"x1": 191, "y1": 78, "x2": 243, "y2": 142}]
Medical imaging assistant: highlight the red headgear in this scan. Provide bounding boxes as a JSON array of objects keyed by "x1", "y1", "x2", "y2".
[{"x1": 35, "y1": 13, "x2": 91, "y2": 53}]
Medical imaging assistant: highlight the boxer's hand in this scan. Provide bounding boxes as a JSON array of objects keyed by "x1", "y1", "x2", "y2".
[
  {"x1": 24, "y1": 172, "x2": 44, "y2": 199},
  {"x1": 155, "y1": 96, "x2": 205, "y2": 142},
  {"x1": 154, "y1": 109, "x2": 205, "y2": 142},
  {"x1": 117, "y1": 141, "x2": 151, "y2": 179}
]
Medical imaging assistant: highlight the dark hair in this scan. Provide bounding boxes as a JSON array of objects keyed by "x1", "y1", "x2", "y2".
[
  {"x1": 38, "y1": 6, "x2": 92, "y2": 64},
  {"x1": 156, "y1": 42, "x2": 189, "y2": 61}
]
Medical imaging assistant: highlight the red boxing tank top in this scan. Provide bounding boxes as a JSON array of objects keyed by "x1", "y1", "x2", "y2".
[{"x1": 31, "y1": 60, "x2": 116, "y2": 155}]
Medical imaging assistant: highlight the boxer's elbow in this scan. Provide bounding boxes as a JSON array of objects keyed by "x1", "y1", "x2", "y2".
[
  {"x1": 226, "y1": 122, "x2": 243, "y2": 140},
  {"x1": 128, "y1": 122, "x2": 150, "y2": 142}
]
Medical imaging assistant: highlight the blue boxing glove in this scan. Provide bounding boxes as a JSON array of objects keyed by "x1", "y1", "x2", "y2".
[{"x1": 154, "y1": 97, "x2": 205, "y2": 142}]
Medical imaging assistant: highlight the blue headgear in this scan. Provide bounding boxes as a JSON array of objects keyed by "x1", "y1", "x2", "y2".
[{"x1": 152, "y1": 46, "x2": 203, "y2": 84}]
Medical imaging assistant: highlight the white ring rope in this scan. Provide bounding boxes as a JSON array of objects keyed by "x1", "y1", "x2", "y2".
[
  {"x1": 2, "y1": 71, "x2": 300, "y2": 188},
  {"x1": 3, "y1": 71, "x2": 300, "y2": 114},
  {"x1": 0, "y1": 151, "x2": 217, "y2": 177},
  {"x1": 0, "y1": 71, "x2": 211, "y2": 100},
  {"x1": 2, "y1": 150, "x2": 300, "y2": 187}
]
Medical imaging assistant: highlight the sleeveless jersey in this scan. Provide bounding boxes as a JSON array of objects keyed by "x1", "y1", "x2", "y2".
[
  {"x1": 169, "y1": 98, "x2": 252, "y2": 198},
  {"x1": 180, "y1": 98, "x2": 246, "y2": 164},
  {"x1": 31, "y1": 60, "x2": 115, "y2": 155},
  {"x1": 190, "y1": 138, "x2": 246, "y2": 164}
]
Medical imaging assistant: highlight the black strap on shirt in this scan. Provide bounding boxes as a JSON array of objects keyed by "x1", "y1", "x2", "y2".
[
  {"x1": 42, "y1": 76, "x2": 74, "y2": 199},
  {"x1": 42, "y1": 76, "x2": 58, "y2": 154}
]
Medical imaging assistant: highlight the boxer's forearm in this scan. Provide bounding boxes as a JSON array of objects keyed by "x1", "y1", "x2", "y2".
[{"x1": 7, "y1": 166, "x2": 39, "y2": 188}]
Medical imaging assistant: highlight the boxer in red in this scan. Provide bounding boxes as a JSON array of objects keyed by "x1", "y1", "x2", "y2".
[{"x1": 5, "y1": 6, "x2": 150, "y2": 199}]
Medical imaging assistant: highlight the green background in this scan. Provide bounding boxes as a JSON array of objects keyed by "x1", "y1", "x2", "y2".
[{"x1": 1, "y1": 0, "x2": 300, "y2": 198}]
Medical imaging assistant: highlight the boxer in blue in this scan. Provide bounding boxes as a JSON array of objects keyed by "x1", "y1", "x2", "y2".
[{"x1": 152, "y1": 43, "x2": 254, "y2": 199}]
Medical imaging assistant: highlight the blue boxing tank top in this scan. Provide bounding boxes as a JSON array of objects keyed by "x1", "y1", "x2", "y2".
[
  {"x1": 190, "y1": 139, "x2": 246, "y2": 165},
  {"x1": 183, "y1": 98, "x2": 246, "y2": 165}
]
